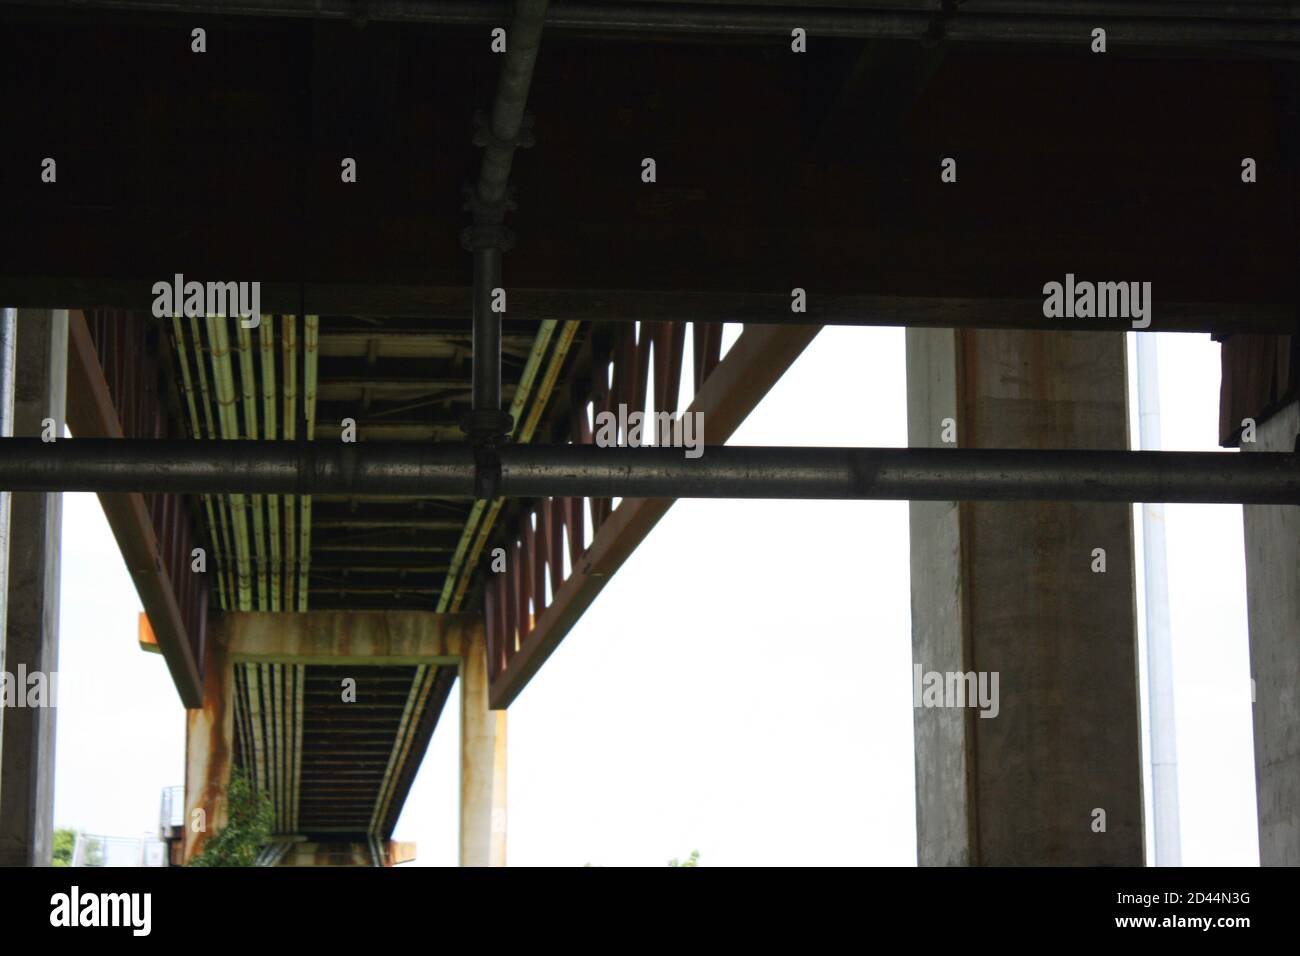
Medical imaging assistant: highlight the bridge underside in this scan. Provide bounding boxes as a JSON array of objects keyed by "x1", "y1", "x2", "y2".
[
  {"x1": 0, "y1": 2, "x2": 1297, "y2": 867},
  {"x1": 231, "y1": 662, "x2": 456, "y2": 838},
  {"x1": 183, "y1": 610, "x2": 498, "y2": 865}
]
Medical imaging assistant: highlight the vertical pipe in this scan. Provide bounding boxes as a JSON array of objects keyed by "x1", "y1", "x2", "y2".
[
  {"x1": 475, "y1": 0, "x2": 550, "y2": 212},
  {"x1": 438, "y1": 317, "x2": 562, "y2": 612},
  {"x1": 447, "y1": 319, "x2": 580, "y2": 613},
  {"x1": 1137, "y1": 332, "x2": 1181, "y2": 866},
  {"x1": 472, "y1": 247, "x2": 504, "y2": 414},
  {"x1": 466, "y1": 0, "x2": 547, "y2": 440}
]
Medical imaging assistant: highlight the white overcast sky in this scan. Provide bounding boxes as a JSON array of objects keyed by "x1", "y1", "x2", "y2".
[{"x1": 51, "y1": 326, "x2": 1259, "y2": 866}]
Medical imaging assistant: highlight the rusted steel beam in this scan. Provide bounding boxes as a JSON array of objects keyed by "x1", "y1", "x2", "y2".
[
  {"x1": 8, "y1": 282, "x2": 1293, "y2": 334},
  {"x1": 1217, "y1": 333, "x2": 1298, "y2": 446},
  {"x1": 654, "y1": 321, "x2": 685, "y2": 415},
  {"x1": 693, "y1": 322, "x2": 723, "y2": 393},
  {"x1": 65, "y1": 311, "x2": 205, "y2": 707},
  {"x1": 485, "y1": 322, "x2": 820, "y2": 709},
  {"x1": 502, "y1": 539, "x2": 518, "y2": 675},
  {"x1": 512, "y1": 534, "x2": 529, "y2": 646},
  {"x1": 613, "y1": 323, "x2": 648, "y2": 428},
  {"x1": 527, "y1": 507, "x2": 546, "y2": 619},
  {"x1": 586, "y1": 349, "x2": 613, "y2": 530},
  {"x1": 563, "y1": 491, "x2": 584, "y2": 572},
  {"x1": 543, "y1": 496, "x2": 563, "y2": 611}
]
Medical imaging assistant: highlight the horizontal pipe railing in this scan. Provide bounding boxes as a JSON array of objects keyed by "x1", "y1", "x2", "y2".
[{"x1": 0, "y1": 439, "x2": 1297, "y2": 503}]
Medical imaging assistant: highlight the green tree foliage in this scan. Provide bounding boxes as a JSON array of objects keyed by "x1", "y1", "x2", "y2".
[
  {"x1": 52, "y1": 829, "x2": 102, "y2": 866},
  {"x1": 188, "y1": 768, "x2": 274, "y2": 867},
  {"x1": 52, "y1": 828, "x2": 76, "y2": 867}
]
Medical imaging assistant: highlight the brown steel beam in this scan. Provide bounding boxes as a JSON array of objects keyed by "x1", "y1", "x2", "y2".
[
  {"x1": 487, "y1": 321, "x2": 820, "y2": 709},
  {"x1": 7, "y1": 282, "x2": 1294, "y2": 334},
  {"x1": 65, "y1": 311, "x2": 204, "y2": 707}
]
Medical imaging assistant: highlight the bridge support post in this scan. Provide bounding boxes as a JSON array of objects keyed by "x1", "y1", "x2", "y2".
[
  {"x1": 1240, "y1": 399, "x2": 1300, "y2": 866},
  {"x1": 460, "y1": 625, "x2": 506, "y2": 867},
  {"x1": 182, "y1": 626, "x2": 235, "y2": 864},
  {"x1": 0, "y1": 310, "x2": 68, "y2": 866},
  {"x1": 905, "y1": 327, "x2": 1144, "y2": 865}
]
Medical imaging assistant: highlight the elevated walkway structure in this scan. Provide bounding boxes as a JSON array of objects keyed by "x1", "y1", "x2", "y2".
[{"x1": 1, "y1": 2, "x2": 1297, "y2": 867}]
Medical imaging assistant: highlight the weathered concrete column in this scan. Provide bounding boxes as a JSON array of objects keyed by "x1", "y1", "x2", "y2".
[
  {"x1": 182, "y1": 626, "x2": 235, "y2": 864},
  {"x1": 460, "y1": 625, "x2": 506, "y2": 867},
  {"x1": 0, "y1": 311, "x2": 69, "y2": 867},
  {"x1": 1239, "y1": 399, "x2": 1300, "y2": 866},
  {"x1": 906, "y1": 328, "x2": 1144, "y2": 866},
  {"x1": 0, "y1": 311, "x2": 17, "y2": 779}
]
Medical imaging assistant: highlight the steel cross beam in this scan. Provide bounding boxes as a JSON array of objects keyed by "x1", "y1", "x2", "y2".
[
  {"x1": 64, "y1": 312, "x2": 208, "y2": 707},
  {"x1": 5, "y1": 2, "x2": 1300, "y2": 50}
]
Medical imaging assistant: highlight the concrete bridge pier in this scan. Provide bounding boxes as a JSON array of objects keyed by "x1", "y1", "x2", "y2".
[
  {"x1": 1239, "y1": 400, "x2": 1300, "y2": 866},
  {"x1": 905, "y1": 327, "x2": 1145, "y2": 865},
  {"x1": 182, "y1": 625, "x2": 235, "y2": 864},
  {"x1": 0, "y1": 310, "x2": 68, "y2": 867},
  {"x1": 460, "y1": 623, "x2": 507, "y2": 868}
]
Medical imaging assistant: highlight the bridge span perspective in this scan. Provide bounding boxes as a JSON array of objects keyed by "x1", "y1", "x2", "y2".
[{"x1": 0, "y1": 0, "x2": 1297, "y2": 882}]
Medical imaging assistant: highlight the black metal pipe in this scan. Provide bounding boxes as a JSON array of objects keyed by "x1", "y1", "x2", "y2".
[
  {"x1": 505, "y1": 444, "x2": 1300, "y2": 503},
  {"x1": 472, "y1": 246, "x2": 504, "y2": 413},
  {"x1": 464, "y1": 0, "x2": 548, "y2": 444},
  {"x1": 2, "y1": 439, "x2": 1298, "y2": 504},
  {"x1": 0, "y1": 440, "x2": 476, "y2": 496},
  {"x1": 476, "y1": 0, "x2": 549, "y2": 217}
]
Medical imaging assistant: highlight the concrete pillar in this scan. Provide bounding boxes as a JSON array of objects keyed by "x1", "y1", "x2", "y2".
[
  {"x1": 906, "y1": 328, "x2": 1144, "y2": 865},
  {"x1": 0, "y1": 311, "x2": 69, "y2": 867},
  {"x1": 460, "y1": 626, "x2": 506, "y2": 867},
  {"x1": 182, "y1": 627, "x2": 235, "y2": 863},
  {"x1": 0, "y1": 311, "x2": 17, "y2": 779},
  {"x1": 1239, "y1": 399, "x2": 1300, "y2": 866}
]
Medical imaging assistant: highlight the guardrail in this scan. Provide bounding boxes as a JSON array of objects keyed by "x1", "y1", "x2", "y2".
[
  {"x1": 159, "y1": 784, "x2": 185, "y2": 831},
  {"x1": 72, "y1": 833, "x2": 169, "y2": 867}
]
